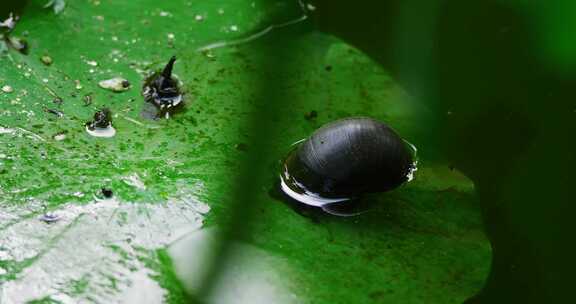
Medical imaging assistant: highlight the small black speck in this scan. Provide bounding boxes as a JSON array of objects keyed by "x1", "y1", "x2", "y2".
[
  {"x1": 325, "y1": 65, "x2": 333, "y2": 72},
  {"x1": 304, "y1": 110, "x2": 318, "y2": 121},
  {"x1": 101, "y1": 188, "x2": 114, "y2": 198}
]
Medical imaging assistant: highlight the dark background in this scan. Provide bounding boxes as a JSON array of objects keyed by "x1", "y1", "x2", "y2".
[{"x1": 309, "y1": 0, "x2": 576, "y2": 302}]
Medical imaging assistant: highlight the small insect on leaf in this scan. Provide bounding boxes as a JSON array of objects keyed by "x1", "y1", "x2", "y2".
[{"x1": 44, "y1": 0, "x2": 67, "y2": 15}]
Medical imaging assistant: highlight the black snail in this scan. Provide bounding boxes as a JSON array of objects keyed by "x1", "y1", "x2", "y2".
[
  {"x1": 279, "y1": 117, "x2": 416, "y2": 216},
  {"x1": 142, "y1": 56, "x2": 184, "y2": 119}
]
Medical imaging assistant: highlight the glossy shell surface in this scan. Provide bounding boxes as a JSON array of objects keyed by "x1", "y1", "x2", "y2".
[{"x1": 281, "y1": 118, "x2": 414, "y2": 207}]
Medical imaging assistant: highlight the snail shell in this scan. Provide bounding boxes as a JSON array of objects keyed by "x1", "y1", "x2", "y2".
[
  {"x1": 280, "y1": 117, "x2": 414, "y2": 208},
  {"x1": 142, "y1": 56, "x2": 184, "y2": 119}
]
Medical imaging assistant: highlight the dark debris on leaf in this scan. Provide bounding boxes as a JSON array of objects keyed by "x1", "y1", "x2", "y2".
[
  {"x1": 86, "y1": 108, "x2": 112, "y2": 130},
  {"x1": 101, "y1": 188, "x2": 113, "y2": 199},
  {"x1": 44, "y1": 107, "x2": 64, "y2": 118},
  {"x1": 304, "y1": 110, "x2": 318, "y2": 121}
]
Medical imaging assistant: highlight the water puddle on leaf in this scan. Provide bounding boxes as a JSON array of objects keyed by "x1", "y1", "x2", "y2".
[{"x1": 0, "y1": 185, "x2": 209, "y2": 304}]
